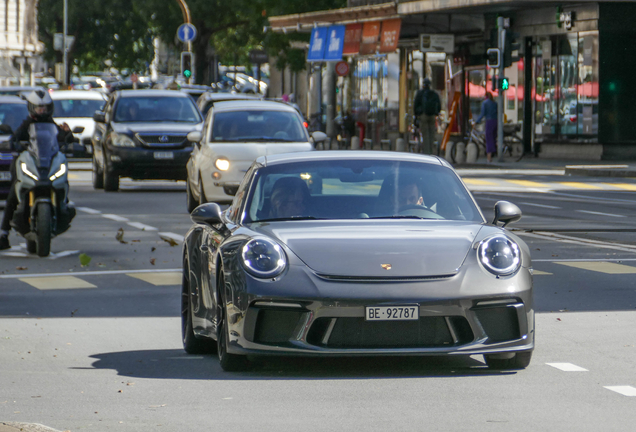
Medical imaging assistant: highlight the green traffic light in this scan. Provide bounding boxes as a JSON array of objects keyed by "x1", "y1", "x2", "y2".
[
  {"x1": 184, "y1": 70, "x2": 192, "y2": 78},
  {"x1": 500, "y1": 77, "x2": 510, "y2": 91}
]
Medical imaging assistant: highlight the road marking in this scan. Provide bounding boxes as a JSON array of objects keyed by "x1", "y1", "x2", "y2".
[
  {"x1": 518, "y1": 231, "x2": 636, "y2": 253},
  {"x1": 546, "y1": 363, "x2": 588, "y2": 372},
  {"x1": 575, "y1": 210, "x2": 625, "y2": 218},
  {"x1": 559, "y1": 182, "x2": 602, "y2": 190},
  {"x1": 518, "y1": 202, "x2": 561, "y2": 209},
  {"x1": 0, "y1": 247, "x2": 80, "y2": 260},
  {"x1": 159, "y1": 232, "x2": 185, "y2": 243},
  {"x1": 505, "y1": 179, "x2": 552, "y2": 188},
  {"x1": 102, "y1": 214, "x2": 129, "y2": 222},
  {"x1": 19, "y1": 276, "x2": 96, "y2": 290},
  {"x1": 77, "y1": 207, "x2": 102, "y2": 214},
  {"x1": 127, "y1": 272, "x2": 182, "y2": 286},
  {"x1": 532, "y1": 270, "x2": 552, "y2": 275},
  {"x1": 605, "y1": 183, "x2": 636, "y2": 191},
  {"x1": 604, "y1": 386, "x2": 636, "y2": 397},
  {"x1": 463, "y1": 178, "x2": 498, "y2": 186},
  {"x1": 0, "y1": 268, "x2": 181, "y2": 279},
  {"x1": 127, "y1": 221, "x2": 158, "y2": 231},
  {"x1": 554, "y1": 261, "x2": 636, "y2": 274}
]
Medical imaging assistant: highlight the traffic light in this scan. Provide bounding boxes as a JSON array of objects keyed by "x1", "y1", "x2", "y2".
[
  {"x1": 503, "y1": 32, "x2": 520, "y2": 68},
  {"x1": 487, "y1": 48, "x2": 500, "y2": 68},
  {"x1": 499, "y1": 77, "x2": 510, "y2": 91},
  {"x1": 181, "y1": 51, "x2": 193, "y2": 79}
]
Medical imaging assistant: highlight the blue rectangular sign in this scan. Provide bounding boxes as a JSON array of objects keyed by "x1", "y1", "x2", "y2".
[
  {"x1": 324, "y1": 25, "x2": 346, "y2": 61},
  {"x1": 307, "y1": 27, "x2": 328, "y2": 62}
]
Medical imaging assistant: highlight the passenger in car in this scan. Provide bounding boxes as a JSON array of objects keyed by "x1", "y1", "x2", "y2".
[{"x1": 269, "y1": 176, "x2": 311, "y2": 219}]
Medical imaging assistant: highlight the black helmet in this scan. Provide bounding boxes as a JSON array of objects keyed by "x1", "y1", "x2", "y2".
[{"x1": 26, "y1": 89, "x2": 54, "y2": 120}]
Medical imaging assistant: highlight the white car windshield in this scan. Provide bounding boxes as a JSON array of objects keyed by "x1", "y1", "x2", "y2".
[
  {"x1": 114, "y1": 96, "x2": 201, "y2": 123},
  {"x1": 244, "y1": 160, "x2": 483, "y2": 223},
  {"x1": 212, "y1": 110, "x2": 307, "y2": 142},
  {"x1": 53, "y1": 99, "x2": 105, "y2": 118}
]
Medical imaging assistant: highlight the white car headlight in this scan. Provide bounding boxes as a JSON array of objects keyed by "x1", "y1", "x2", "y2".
[
  {"x1": 49, "y1": 163, "x2": 67, "y2": 181},
  {"x1": 111, "y1": 133, "x2": 135, "y2": 147},
  {"x1": 241, "y1": 238, "x2": 287, "y2": 278},
  {"x1": 478, "y1": 235, "x2": 521, "y2": 276},
  {"x1": 215, "y1": 158, "x2": 230, "y2": 171},
  {"x1": 21, "y1": 162, "x2": 39, "y2": 180}
]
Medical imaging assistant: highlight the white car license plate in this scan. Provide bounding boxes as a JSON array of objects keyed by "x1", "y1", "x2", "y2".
[
  {"x1": 365, "y1": 305, "x2": 419, "y2": 321},
  {"x1": 154, "y1": 151, "x2": 174, "y2": 160},
  {"x1": 0, "y1": 171, "x2": 11, "y2": 181}
]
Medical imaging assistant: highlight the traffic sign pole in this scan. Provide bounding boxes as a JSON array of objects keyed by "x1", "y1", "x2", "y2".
[{"x1": 497, "y1": 17, "x2": 506, "y2": 162}]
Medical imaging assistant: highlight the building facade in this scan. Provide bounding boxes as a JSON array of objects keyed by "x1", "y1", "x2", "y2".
[{"x1": 0, "y1": 0, "x2": 42, "y2": 85}]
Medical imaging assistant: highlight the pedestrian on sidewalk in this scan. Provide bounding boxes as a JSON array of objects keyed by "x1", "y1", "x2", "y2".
[
  {"x1": 474, "y1": 92, "x2": 497, "y2": 163},
  {"x1": 413, "y1": 78, "x2": 441, "y2": 155}
]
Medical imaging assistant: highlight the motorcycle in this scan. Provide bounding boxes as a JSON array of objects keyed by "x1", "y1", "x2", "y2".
[{"x1": 10, "y1": 123, "x2": 77, "y2": 257}]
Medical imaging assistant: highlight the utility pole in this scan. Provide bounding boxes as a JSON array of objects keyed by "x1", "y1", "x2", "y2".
[
  {"x1": 497, "y1": 16, "x2": 506, "y2": 162},
  {"x1": 63, "y1": 0, "x2": 68, "y2": 86}
]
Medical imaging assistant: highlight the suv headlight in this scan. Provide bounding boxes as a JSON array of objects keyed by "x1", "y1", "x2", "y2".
[
  {"x1": 111, "y1": 133, "x2": 135, "y2": 147},
  {"x1": 478, "y1": 235, "x2": 521, "y2": 276},
  {"x1": 241, "y1": 238, "x2": 287, "y2": 278}
]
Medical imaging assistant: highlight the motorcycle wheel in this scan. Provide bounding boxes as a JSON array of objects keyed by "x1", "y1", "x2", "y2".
[{"x1": 36, "y1": 202, "x2": 52, "y2": 257}]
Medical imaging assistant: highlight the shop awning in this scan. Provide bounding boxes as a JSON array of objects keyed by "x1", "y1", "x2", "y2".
[
  {"x1": 399, "y1": 0, "x2": 573, "y2": 15},
  {"x1": 268, "y1": 2, "x2": 398, "y2": 33}
]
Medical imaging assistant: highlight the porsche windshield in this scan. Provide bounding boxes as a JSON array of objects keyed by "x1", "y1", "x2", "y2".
[
  {"x1": 114, "y1": 96, "x2": 201, "y2": 123},
  {"x1": 244, "y1": 160, "x2": 483, "y2": 223},
  {"x1": 211, "y1": 110, "x2": 307, "y2": 142}
]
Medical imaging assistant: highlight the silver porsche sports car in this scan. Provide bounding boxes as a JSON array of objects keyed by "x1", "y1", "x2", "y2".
[{"x1": 181, "y1": 151, "x2": 534, "y2": 371}]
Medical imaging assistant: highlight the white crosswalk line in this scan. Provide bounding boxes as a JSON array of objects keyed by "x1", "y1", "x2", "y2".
[
  {"x1": 127, "y1": 221, "x2": 158, "y2": 231},
  {"x1": 604, "y1": 386, "x2": 636, "y2": 397},
  {"x1": 546, "y1": 363, "x2": 588, "y2": 372},
  {"x1": 102, "y1": 214, "x2": 130, "y2": 222}
]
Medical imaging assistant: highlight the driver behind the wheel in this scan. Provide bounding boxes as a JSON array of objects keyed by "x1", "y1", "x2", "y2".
[
  {"x1": 397, "y1": 180, "x2": 424, "y2": 208},
  {"x1": 269, "y1": 176, "x2": 310, "y2": 219},
  {"x1": 375, "y1": 175, "x2": 424, "y2": 216}
]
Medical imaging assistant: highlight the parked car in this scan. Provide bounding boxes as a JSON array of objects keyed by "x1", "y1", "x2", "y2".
[
  {"x1": 92, "y1": 90, "x2": 204, "y2": 191},
  {"x1": 185, "y1": 100, "x2": 324, "y2": 210},
  {"x1": 0, "y1": 96, "x2": 29, "y2": 200},
  {"x1": 0, "y1": 86, "x2": 46, "y2": 97},
  {"x1": 195, "y1": 92, "x2": 261, "y2": 118},
  {"x1": 51, "y1": 90, "x2": 107, "y2": 156},
  {"x1": 181, "y1": 151, "x2": 534, "y2": 371}
]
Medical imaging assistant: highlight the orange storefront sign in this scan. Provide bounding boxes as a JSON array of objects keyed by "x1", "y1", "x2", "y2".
[
  {"x1": 343, "y1": 23, "x2": 363, "y2": 55},
  {"x1": 359, "y1": 21, "x2": 381, "y2": 55},
  {"x1": 379, "y1": 19, "x2": 401, "y2": 53}
]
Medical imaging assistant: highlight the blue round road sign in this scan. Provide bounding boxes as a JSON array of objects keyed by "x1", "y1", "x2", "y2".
[{"x1": 177, "y1": 23, "x2": 197, "y2": 43}]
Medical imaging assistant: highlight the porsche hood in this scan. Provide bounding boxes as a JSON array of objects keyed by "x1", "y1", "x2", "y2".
[{"x1": 253, "y1": 222, "x2": 483, "y2": 278}]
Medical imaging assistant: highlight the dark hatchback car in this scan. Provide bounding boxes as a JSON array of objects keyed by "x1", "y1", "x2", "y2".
[
  {"x1": 0, "y1": 96, "x2": 29, "y2": 200},
  {"x1": 196, "y1": 92, "x2": 261, "y2": 119},
  {"x1": 92, "y1": 90, "x2": 204, "y2": 191}
]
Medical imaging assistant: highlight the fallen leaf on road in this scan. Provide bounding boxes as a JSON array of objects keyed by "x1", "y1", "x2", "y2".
[
  {"x1": 16, "y1": 266, "x2": 27, "y2": 271},
  {"x1": 150, "y1": 258, "x2": 156, "y2": 265},
  {"x1": 151, "y1": 247, "x2": 156, "y2": 252},
  {"x1": 116, "y1": 228, "x2": 127, "y2": 244},
  {"x1": 159, "y1": 234, "x2": 179, "y2": 247},
  {"x1": 79, "y1": 253, "x2": 92, "y2": 267}
]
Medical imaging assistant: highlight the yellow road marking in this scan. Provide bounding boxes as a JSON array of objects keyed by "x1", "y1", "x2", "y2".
[
  {"x1": 506, "y1": 180, "x2": 551, "y2": 188},
  {"x1": 554, "y1": 262, "x2": 636, "y2": 274},
  {"x1": 559, "y1": 182, "x2": 602, "y2": 190},
  {"x1": 19, "y1": 276, "x2": 96, "y2": 290},
  {"x1": 604, "y1": 183, "x2": 636, "y2": 191},
  {"x1": 463, "y1": 178, "x2": 497, "y2": 186},
  {"x1": 127, "y1": 272, "x2": 182, "y2": 286},
  {"x1": 68, "y1": 173, "x2": 80, "y2": 180},
  {"x1": 532, "y1": 270, "x2": 552, "y2": 275}
]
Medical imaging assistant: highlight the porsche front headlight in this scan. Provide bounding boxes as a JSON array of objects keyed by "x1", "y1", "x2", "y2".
[
  {"x1": 241, "y1": 238, "x2": 287, "y2": 278},
  {"x1": 478, "y1": 235, "x2": 521, "y2": 276}
]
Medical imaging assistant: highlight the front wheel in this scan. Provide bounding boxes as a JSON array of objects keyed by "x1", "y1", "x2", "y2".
[
  {"x1": 217, "y1": 273, "x2": 249, "y2": 372},
  {"x1": 35, "y1": 202, "x2": 52, "y2": 257},
  {"x1": 186, "y1": 178, "x2": 198, "y2": 213},
  {"x1": 92, "y1": 154, "x2": 104, "y2": 189},
  {"x1": 103, "y1": 164, "x2": 119, "y2": 192},
  {"x1": 181, "y1": 257, "x2": 216, "y2": 354},
  {"x1": 484, "y1": 351, "x2": 533, "y2": 370}
]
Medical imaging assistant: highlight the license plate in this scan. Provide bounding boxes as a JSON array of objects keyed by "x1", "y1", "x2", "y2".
[
  {"x1": 365, "y1": 305, "x2": 419, "y2": 321},
  {"x1": 154, "y1": 151, "x2": 174, "y2": 160},
  {"x1": 0, "y1": 171, "x2": 11, "y2": 181}
]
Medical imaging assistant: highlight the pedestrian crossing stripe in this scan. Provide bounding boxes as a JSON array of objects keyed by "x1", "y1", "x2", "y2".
[
  {"x1": 462, "y1": 178, "x2": 498, "y2": 186},
  {"x1": 505, "y1": 179, "x2": 551, "y2": 188},
  {"x1": 19, "y1": 276, "x2": 97, "y2": 290},
  {"x1": 558, "y1": 182, "x2": 602, "y2": 190},
  {"x1": 462, "y1": 178, "x2": 636, "y2": 191},
  {"x1": 127, "y1": 272, "x2": 182, "y2": 286},
  {"x1": 554, "y1": 261, "x2": 636, "y2": 274},
  {"x1": 532, "y1": 270, "x2": 552, "y2": 275},
  {"x1": 604, "y1": 183, "x2": 636, "y2": 191}
]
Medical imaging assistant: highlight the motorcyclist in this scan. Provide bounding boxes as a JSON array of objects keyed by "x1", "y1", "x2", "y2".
[{"x1": 0, "y1": 90, "x2": 74, "y2": 250}]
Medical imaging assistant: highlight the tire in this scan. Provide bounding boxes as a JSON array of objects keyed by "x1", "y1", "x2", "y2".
[
  {"x1": 92, "y1": 154, "x2": 104, "y2": 189},
  {"x1": 449, "y1": 141, "x2": 458, "y2": 164},
  {"x1": 217, "y1": 272, "x2": 249, "y2": 372},
  {"x1": 198, "y1": 177, "x2": 207, "y2": 206},
  {"x1": 26, "y1": 240, "x2": 37, "y2": 254},
  {"x1": 484, "y1": 350, "x2": 533, "y2": 370},
  {"x1": 186, "y1": 178, "x2": 197, "y2": 213},
  {"x1": 103, "y1": 159, "x2": 119, "y2": 192},
  {"x1": 181, "y1": 256, "x2": 216, "y2": 354},
  {"x1": 35, "y1": 202, "x2": 52, "y2": 257}
]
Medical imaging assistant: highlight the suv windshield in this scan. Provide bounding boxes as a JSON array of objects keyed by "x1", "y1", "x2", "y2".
[
  {"x1": 212, "y1": 110, "x2": 307, "y2": 142},
  {"x1": 53, "y1": 99, "x2": 105, "y2": 118},
  {"x1": 114, "y1": 96, "x2": 201, "y2": 123},
  {"x1": 244, "y1": 160, "x2": 483, "y2": 223}
]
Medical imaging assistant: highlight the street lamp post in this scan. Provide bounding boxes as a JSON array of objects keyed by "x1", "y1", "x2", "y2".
[{"x1": 63, "y1": 0, "x2": 68, "y2": 86}]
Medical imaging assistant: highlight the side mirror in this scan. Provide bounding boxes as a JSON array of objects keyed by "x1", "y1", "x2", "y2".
[
  {"x1": 93, "y1": 111, "x2": 106, "y2": 123},
  {"x1": 0, "y1": 140, "x2": 12, "y2": 151},
  {"x1": 72, "y1": 126, "x2": 85, "y2": 134},
  {"x1": 492, "y1": 201, "x2": 522, "y2": 227},
  {"x1": 311, "y1": 131, "x2": 328, "y2": 143},
  {"x1": 0, "y1": 124, "x2": 13, "y2": 134},
  {"x1": 190, "y1": 202, "x2": 223, "y2": 226},
  {"x1": 187, "y1": 131, "x2": 202, "y2": 143}
]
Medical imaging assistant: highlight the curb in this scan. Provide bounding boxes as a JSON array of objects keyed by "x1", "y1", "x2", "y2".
[
  {"x1": 564, "y1": 165, "x2": 636, "y2": 177},
  {"x1": 0, "y1": 423, "x2": 66, "y2": 432}
]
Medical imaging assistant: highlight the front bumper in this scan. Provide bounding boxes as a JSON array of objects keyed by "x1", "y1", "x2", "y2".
[{"x1": 107, "y1": 145, "x2": 193, "y2": 180}]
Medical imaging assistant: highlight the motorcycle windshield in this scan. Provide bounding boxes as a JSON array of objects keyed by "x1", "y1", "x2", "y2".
[{"x1": 28, "y1": 123, "x2": 59, "y2": 169}]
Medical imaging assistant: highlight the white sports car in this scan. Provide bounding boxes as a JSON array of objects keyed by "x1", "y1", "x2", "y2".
[{"x1": 185, "y1": 100, "x2": 324, "y2": 211}]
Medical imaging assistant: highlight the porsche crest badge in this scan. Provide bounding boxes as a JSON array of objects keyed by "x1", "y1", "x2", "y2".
[{"x1": 381, "y1": 264, "x2": 392, "y2": 270}]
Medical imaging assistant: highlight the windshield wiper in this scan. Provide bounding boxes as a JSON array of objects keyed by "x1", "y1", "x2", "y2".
[
  {"x1": 369, "y1": 215, "x2": 431, "y2": 220},
  {"x1": 255, "y1": 216, "x2": 325, "y2": 222}
]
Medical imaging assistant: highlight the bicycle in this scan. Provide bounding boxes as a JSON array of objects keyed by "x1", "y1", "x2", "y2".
[{"x1": 450, "y1": 122, "x2": 524, "y2": 164}]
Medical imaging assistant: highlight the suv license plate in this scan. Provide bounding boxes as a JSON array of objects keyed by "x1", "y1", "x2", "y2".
[
  {"x1": 365, "y1": 305, "x2": 419, "y2": 321},
  {"x1": 154, "y1": 151, "x2": 174, "y2": 160},
  {"x1": 0, "y1": 171, "x2": 11, "y2": 181}
]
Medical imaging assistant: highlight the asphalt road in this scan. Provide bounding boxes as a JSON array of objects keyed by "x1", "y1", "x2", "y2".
[{"x1": 1, "y1": 167, "x2": 635, "y2": 431}]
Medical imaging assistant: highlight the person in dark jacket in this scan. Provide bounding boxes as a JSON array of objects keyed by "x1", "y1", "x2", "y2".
[
  {"x1": 0, "y1": 90, "x2": 73, "y2": 250},
  {"x1": 474, "y1": 92, "x2": 498, "y2": 163},
  {"x1": 413, "y1": 78, "x2": 441, "y2": 155}
]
